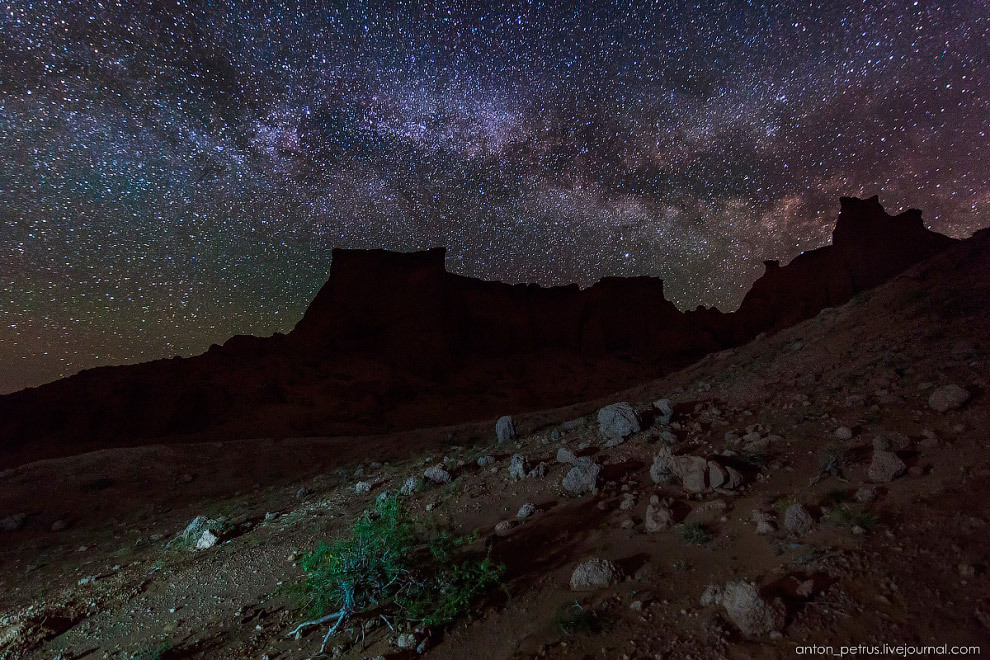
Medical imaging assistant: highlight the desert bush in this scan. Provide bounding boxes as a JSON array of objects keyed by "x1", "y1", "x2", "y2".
[
  {"x1": 827, "y1": 504, "x2": 878, "y2": 530},
  {"x1": 290, "y1": 495, "x2": 503, "y2": 652},
  {"x1": 679, "y1": 522, "x2": 712, "y2": 545}
]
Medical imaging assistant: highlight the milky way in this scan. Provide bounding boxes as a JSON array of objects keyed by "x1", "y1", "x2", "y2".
[{"x1": 1, "y1": 1, "x2": 987, "y2": 393}]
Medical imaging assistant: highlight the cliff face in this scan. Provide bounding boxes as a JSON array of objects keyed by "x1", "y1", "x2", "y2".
[
  {"x1": 733, "y1": 196, "x2": 958, "y2": 338},
  {"x1": 0, "y1": 196, "x2": 962, "y2": 467}
]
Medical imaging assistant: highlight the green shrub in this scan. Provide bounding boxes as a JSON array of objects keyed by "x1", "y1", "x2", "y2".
[
  {"x1": 827, "y1": 504, "x2": 878, "y2": 530},
  {"x1": 290, "y1": 495, "x2": 503, "y2": 651},
  {"x1": 679, "y1": 522, "x2": 712, "y2": 545}
]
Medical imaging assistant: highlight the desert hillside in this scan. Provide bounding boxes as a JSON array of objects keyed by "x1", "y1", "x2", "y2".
[{"x1": 0, "y1": 217, "x2": 987, "y2": 658}]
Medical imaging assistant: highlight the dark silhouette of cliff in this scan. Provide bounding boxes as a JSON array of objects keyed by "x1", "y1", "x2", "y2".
[{"x1": 0, "y1": 196, "x2": 962, "y2": 467}]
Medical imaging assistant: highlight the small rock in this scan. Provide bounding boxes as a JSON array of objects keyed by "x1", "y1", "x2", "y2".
[
  {"x1": 653, "y1": 399, "x2": 674, "y2": 424},
  {"x1": 855, "y1": 485, "x2": 879, "y2": 503},
  {"x1": 400, "y1": 476, "x2": 422, "y2": 495},
  {"x1": 516, "y1": 503, "x2": 537, "y2": 519},
  {"x1": 494, "y1": 520, "x2": 514, "y2": 536},
  {"x1": 396, "y1": 632, "x2": 418, "y2": 649},
  {"x1": 508, "y1": 454, "x2": 528, "y2": 480},
  {"x1": 476, "y1": 455, "x2": 496, "y2": 468},
  {"x1": 1, "y1": 513, "x2": 26, "y2": 532},
  {"x1": 50, "y1": 519, "x2": 68, "y2": 532},
  {"x1": 650, "y1": 449, "x2": 675, "y2": 484},
  {"x1": 644, "y1": 495, "x2": 673, "y2": 532},
  {"x1": 796, "y1": 579, "x2": 815, "y2": 598},
  {"x1": 423, "y1": 466, "x2": 452, "y2": 485},
  {"x1": 355, "y1": 481, "x2": 372, "y2": 494},
  {"x1": 723, "y1": 465, "x2": 744, "y2": 490},
  {"x1": 721, "y1": 581, "x2": 786, "y2": 636},
  {"x1": 560, "y1": 418, "x2": 585, "y2": 432},
  {"x1": 752, "y1": 509, "x2": 777, "y2": 534},
  {"x1": 868, "y1": 450, "x2": 906, "y2": 483},
  {"x1": 619, "y1": 494, "x2": 637, "y2": 510},
  {"x1": 700, "y1": 584, "x2": 724, "y2": 607},
  {"x1": 597, "y1": 402, "x2": 641, "y2": 445},
  {"x1": 784, "y1": 503, "x2": 814, "y2": 535},
  {"x1": 295, "y1": 486, "x2": 312, "y2": 500},
  {"x1": 928, "y1": 384, "x2": 970, "y2": 413},
  {"x1": 496, "y1": 415, "x2": 517, "y2": 444},
  {"x1": 834, "y1": 426, "x2": 854, "y2": 440},
  {"x1": 527, "y1": 462, "x2": 548, "y2": 478},
  {"x1": 556, "y1": 447, "x2": 578, "y2": 464},
  {"x1": 569, "y1": 558, "x2": 620, "y2": 591},
  {"x1": 196, "y1": 529, "x2": 218, "y2": 550}
]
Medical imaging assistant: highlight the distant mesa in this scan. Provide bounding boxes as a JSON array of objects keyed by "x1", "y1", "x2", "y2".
[{"x1": 0, "y1": 196, "x2": 961, "y2": 467}]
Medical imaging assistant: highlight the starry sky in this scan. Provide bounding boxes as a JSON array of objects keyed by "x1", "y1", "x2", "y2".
[{"x1": 1, "y1": 1, "x2": 988, "y2": 394}]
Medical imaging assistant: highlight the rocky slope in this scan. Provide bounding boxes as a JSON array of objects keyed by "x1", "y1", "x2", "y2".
[
  {"x1": 0, "y1": 196, "x2": 958, "y2": 468},
  {"x1": 0, "y1": 212, "x2": 986, "y2": 659}
]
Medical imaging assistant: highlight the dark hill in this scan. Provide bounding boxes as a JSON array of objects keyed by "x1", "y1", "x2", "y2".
[{"x1": 0, "y1": 196, "x2": 960, "y2": 468}]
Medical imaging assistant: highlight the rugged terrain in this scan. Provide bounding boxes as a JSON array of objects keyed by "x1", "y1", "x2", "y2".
[
  {"x1": 0, "y1": 212, "x2": 988, "y2": 658},
  {"x1": 0, "y1": 196, "x2": 957, "y2": 468}
]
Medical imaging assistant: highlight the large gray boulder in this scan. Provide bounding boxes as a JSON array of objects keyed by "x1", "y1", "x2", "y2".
[
  {"x1": 562, "y1": 457, "x2": 601, "y2": 495},
  {"x1": 597, "y1": 402, "x2": 641, "y2": 446},
  {"x1": 722, "y1": 581, "x2": 786, "y2": 636},
  {"x1": 496, "y1": 415, "x2": 517, "y2": 444}
]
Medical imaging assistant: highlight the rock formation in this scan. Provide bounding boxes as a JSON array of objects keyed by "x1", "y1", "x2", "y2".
[{"x1": 0, "y1": 196, "x2": 959, "y2": 467}]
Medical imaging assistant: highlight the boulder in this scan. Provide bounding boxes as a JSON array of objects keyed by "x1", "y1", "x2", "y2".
[
  {"x1": 671, "y1": 455, "x2": 708, "y2": 493},
  {"x1": 721, "y1": 581, "x2": 786, "y2": 636},
  {"x1": 868, "y1": 450, "x2": 906, "y2": 482},
  {"x1": 509, "y1": 454, "x2": 527, "y2": 480},
  {"x1": 557, "y1": 447, "x2": 578, "y2": 464},
  {"x1": 562, "y1": 458, "x2": 601, "y2": 495},
  {"x1": 597, "y1": 402, "x2": 641, "y2": 445},
  {"x1": 496, "y1": 415, "x2": 517, "y2": 444},
  {"x1": 644, "y1": 495, "x2": 674, "y2": 532}
]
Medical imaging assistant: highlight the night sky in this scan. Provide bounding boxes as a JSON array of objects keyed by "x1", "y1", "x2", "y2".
[{"x1": 2, "y1": 1, "x2": 987, "y2": 394}]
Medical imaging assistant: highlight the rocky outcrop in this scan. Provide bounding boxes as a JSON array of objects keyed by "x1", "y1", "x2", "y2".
[{"x1": 0, "y1": 196, "x2": 960, "y2": 468}]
